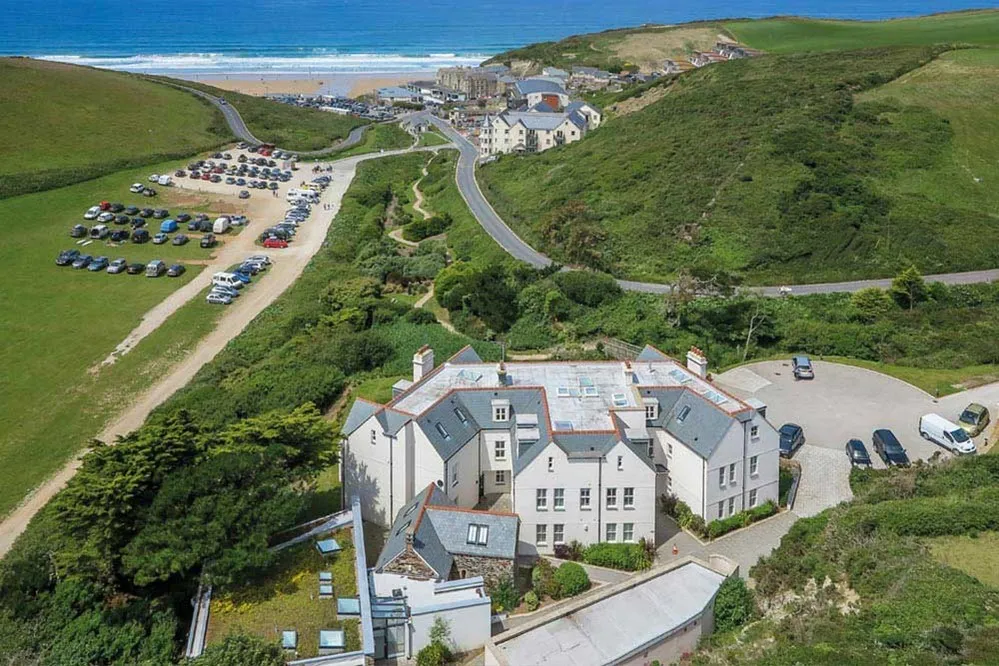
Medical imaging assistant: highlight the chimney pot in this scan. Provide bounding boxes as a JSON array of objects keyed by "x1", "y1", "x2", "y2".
[
  {"x1": 413, "y1": 347, "x2": 434, "y2": 382},
  {"x1": 686, "y1": 347, "x2": 708, "y2": 379}
]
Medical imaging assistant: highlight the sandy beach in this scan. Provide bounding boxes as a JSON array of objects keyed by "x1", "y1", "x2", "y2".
[{"x1": 193, "y1": 70, "x2": 435, "y2": 98}]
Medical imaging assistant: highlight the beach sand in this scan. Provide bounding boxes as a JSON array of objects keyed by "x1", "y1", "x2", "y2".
[{"x1": 192, "y1": 70, "x2": 435, "y2": 98}]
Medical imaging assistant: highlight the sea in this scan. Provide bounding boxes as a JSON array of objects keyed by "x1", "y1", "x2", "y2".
[{"x1": 0, "y1": 0, "x2": 990, "y2": 77}]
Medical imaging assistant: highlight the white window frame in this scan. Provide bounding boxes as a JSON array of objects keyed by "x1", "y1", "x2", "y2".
[
  {"x1": 749, "y1": 489, "x2": 758, "y2": 508},
  {"x1": 728, "y1": 497, "x2": 735, "y2": 516},
  {"x1": 718, "y1": 467, "x2": 726, "y2": 488},
  {"x1": 495, "y1": 470, "x2": 506, "y2": 485},
  {"x1": 580, "y1": 488, "x2": 591, "y2": 510},
  {"x1": 467, "y1": 524, "x2": 488, "y2": 545},
  {"x1": 494, "y1": 405, "x2": 509, "y2": 422},
  {"x1": 617, "y1": 455, "x2": 623, "y2": 471},
  {"x1": 605, "y1": 523, "x2": 617, "y2": 542},
  {"x1": 750, "y1": 425, "x2": 759, "y2": 439},
  {"x1": 370, "y1": 429, "x2": 377, "y2": 445},
  {"x1": 623, "y1": 522, "x2": 634, "y2": 542},
  {"x1": 729, "y1": 463, "x2": 737, "y2": 485},
  {"x1": 750, "y1": 455, "x2": 759, "y2": 476},
  {"x1": 623, "y1": 487, "x2": 635, "y2": 509},
  {"x1": 536, "y1": 488, "x2": 548, "y2": 511},
  {"x1": 553, "y1": 488, "x2": 565, "y2": 511},
  {"x1": 606, "y1": 487, "x2": 617, "y2": 509},
  {"x1": 717, "y1": 501, "x2": 724, "y2": 519},
  {"x1": 645, "y1": 404, "x2": 657, "y2": 420},
  {"x1": 536, "y1": 524, "x2": 547, "y2": 545},
  {"x1": 553, "y1": 523, "x2": 565, "y2": 544},
  {"x1": 495, "y1": 439, "x2": 506, "y2": 460}
]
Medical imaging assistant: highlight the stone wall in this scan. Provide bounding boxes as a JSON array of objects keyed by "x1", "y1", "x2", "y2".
[
  {"x1": 452, "y1": 554, "x2": 515, "y2": 588},
  {"x1": 382, "y1": 546, "x2": 439, "y2": 580}
]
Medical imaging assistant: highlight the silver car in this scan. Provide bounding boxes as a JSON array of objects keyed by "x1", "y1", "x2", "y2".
[{"x1": 206, "y1": 292, "x2": 232, "y2": 305}]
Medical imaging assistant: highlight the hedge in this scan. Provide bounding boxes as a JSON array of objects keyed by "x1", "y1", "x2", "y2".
[
  {"x1": 844, "y1": 490, "x2": 999, "y2": 537},
  {"x1": 582, "y1": 542, "x2": 651, "y2": 571},
  {"x1": 706, "y1": 501, "x2": 778, "y2": 539},
  {"x1": 402, "y1": 213, "x2": 453, "y2": 242}
]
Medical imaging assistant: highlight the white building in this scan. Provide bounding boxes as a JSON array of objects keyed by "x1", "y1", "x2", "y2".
[
  {"x1": 478, "y1": 101, "x2": 601, "y2": 156},
  {"x1": 342, "y1": 345, "x2": 779, "y2": 556}
]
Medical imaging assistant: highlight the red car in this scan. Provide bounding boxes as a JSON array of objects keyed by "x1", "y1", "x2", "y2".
[
  {"x1": 99, "y1": 200, "x2": 111, "y2": 211},
  {"x1": 201, "y1": 173, "x2": 212, "y2": 181},
  {"x1": 263, "y1": 237, "x2": 288, "y2": 249}
]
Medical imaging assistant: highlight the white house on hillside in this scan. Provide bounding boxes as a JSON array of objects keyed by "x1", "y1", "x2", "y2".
[
  {"x1": 341, "y1": 345, "x2": 779, "y2": 556},
  {"x1": 478, "y1": 101, "x2": 601, "y2": 156}
]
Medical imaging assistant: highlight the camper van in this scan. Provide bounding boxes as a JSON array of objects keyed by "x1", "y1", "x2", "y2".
[
  {"x1": 145, "y1": 260, "x2": 166, "y2": 278},
  {"x1": 157, "y1": 175, "x2": 173, "y2": 187},
  {"x1": 919, "y1": 414, "x2": 977, "y2": 455},
  {"x1": 286, "y1": 188, "x2": 319, "y2": 202},
  {"x1": 212, "y1": 272, "x2": 244, "y2": 289},
  {"x1": 212, "y1": 217, "x2": 231, "y2": 234}
]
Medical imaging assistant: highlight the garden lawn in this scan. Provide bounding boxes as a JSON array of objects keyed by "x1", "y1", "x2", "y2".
[
  {"x1": 417, "y1": 130, "x2": 451, "y2": 147},
  {"x1": 0, "y1": 158, "x2": 235, "y2": 516},
  {"x1": 927, "y1": 531, "x2": 999, "y2": 589},
  {"x1": 334, "y1": 123, "x2": 414, "y2": 158},
  {"x1": 206, "y1": 528, "x2": 361, "y2": 658},
  {"x1": 0, "y1": 58, "x2": 229, "y2": 199}
]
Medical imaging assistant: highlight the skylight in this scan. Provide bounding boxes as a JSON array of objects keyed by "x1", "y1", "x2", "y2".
[
  {"x1": 467, "y1": 523, "x2": 489, "y2": 546},
  {"x1": 612, "y1": 393, "x2": 628, "y2": 407},
  {"x1": 454, "y1": 407, "x2": 468, "y2": 424},
  {"x1": 676, "y1": 406, "x2": 691, "y2": 423},
  {"x1": 457, "y1": 369, "x2": 483, "y2": 382},
  {"x1": 582, "y1": 386, "x2": 598, "y2": 397},
  {"x1": 554, "y1": 420, "x2": 574, "y2": 431},
  {"x1": 435, "y1": 422, "x2": 451, "y2": 440}
]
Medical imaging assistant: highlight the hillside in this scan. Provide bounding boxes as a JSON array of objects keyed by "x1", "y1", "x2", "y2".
[
  {"x1": 477, "y1": 46, "x2": 999, "y2": 284},
  {"x1": 0, "y1": 58, "x2": 230, "y2": 198}
]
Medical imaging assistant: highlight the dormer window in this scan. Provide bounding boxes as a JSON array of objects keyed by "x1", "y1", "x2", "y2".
[
  {"x1": 643, "y1": 397, "x2": 659, "y2": 421},
  {"x1": 467, "y1": 524, "x2": 489, "y2": 546},
  {"x1": 492, "y1": 399, "x2": 510, "y2": 422}
]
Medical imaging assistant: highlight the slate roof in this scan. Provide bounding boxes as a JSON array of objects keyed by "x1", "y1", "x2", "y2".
[
  {"x1": 425, "y1": 507, "x2": 518, "y2": 560},
  {"x1": 514, "y1": 79, "x2": 566, "y2": 96},
  {"x1": 500, "y1": 111, "x2": 575, "y2": 132},
  {"x1": 641, "y1": 387, "x2": 736, "y2": 459},
  {"x1": 450, "y1": 345, "x2": 484, "y2": 364},
  {"x1": 376, "y1": 484, "x2": 453, "y2": 578},
  {"x1": 343, "y1": 399, "x2": 379, "y2": 436}
]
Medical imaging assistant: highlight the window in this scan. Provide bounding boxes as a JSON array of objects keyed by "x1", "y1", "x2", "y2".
[
  {"x1": 451, "y1": 462, "x2": 459, "y2": 488},
  {"x1": 605, "y1": 523, "x2": 617, "y2": 542},
  {"x1": 454, "y1": 408, "x2": 468, "y2": 425},
  {"x1": 623, "y1": 487, "x2": 635, "y2": 508},
  {"x1": 645, "y1": 403, "x2": 657, "y2": 420},
  {"x1": 580, "y1": 488, "x2": 591, "y2": 510},
  {"x1": 536, "y1": 524, "x2": 547, "y2": 545},
  {"x1": 750, "y1": 455, "x2": 759, "y2": 476},
  {"x1": 617, "y1": 455, "x2": 623, "y2": 471},
  {"x1": 467, "y1": 524, "x2": 489, "y2": 545},
  {"x1": 553, "y1": 524, "x2": 565, "y2": 544},
  {"x1": 718, "y1": 467, "x2": 726, "y2": 488},
  {"x1": 647, "y1": 441, "x2": 655, "y2": 458},
  {"x1": 554, "y1": 488, "x2": 565, "y2": 511},
  {"x1": 548, "y1": 456, "x2": 554, "y2": 472},
  {"x1": 728, "y1": 497, "x2": 735, "y2": 516},
  {"x1": 750, "y1": 425, "x2": 759, "y2": 439},
  {"x1": 749, "y1": 489, "x2": 758, "y2": 508},
  {"x1": 717, "y1": 501, "x2": 724, "y2": 519},
  {"x1": 494, "y1": 439, "x2": 506, "y2": 460},
  {"x1": 677, "y1": 405, "x2": 691, "y2": 423},
  {"x1": 495, "y1": 470, "x2": 506, "y2": 485},
  {"x1": 667, "y1": 442, "x2": 673, "y2": 457},
  {"x1": 606, "y1": 488, "x2": 617, "y2": 509},
  {"x1": 623, "y1": 523, "x2": 634, "y2": 542},
  {"x1": 435, "y1": 423, "x2": 451, "y2": 440},
  {"x1": 493, "y1": 404, "x2": 509, "y2": 422},
  {"x1": 536, "y1": 489, "x2": 547, "y2": 511},
  {"x1": 729, "y1": 463, "x2": 737, "y2": 485}
]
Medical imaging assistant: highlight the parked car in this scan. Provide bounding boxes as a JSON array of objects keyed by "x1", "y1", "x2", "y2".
[
  {"x1": 231, "y1": 270, "x2": 252, "y2": 284},
  {"x1": 245, "y1": 254, "x2": 271, "y2": 266},
  {"x1": 131, "y1": 218, "x2": 146, "y2": 229},
  {"x1": 70, "y1": 224, "x2": 88, "y2": 238},
  {"x1": 109, "y1": 202, "x2": 124, "y2": 213},
  {"x1": 263, "y1": 236, "x2": 288, "y2": 249},
  {"x1": 174, "y1": 170, "x2": 186, "y2": 178},
  {"x1": 71, "y1": 254, "x2": 93, "y2": 269},
  {"x1": 97, "y1": 212, "x2": 115, "y2": 223},
  {"x1": 89, "y1": 224, "x2": 109, "y2": 239},
  {"x1": 779, "y1": 423, "x2": 805, "y2": 458},
  {"x1": 919, "y1": 414, "x2": 976, "y2": 455},
  {"x1": 226, "y1": 177, "x2": 236, "y2": 184},
  {"x1": 872, "y1": 429, "x2": 911, "y2": 467},
  {"x1": 172, "y1": 234, "x2": 189, "y2": 246},
  {"x1": 129, "y1": 183, "x2": 145, "y2": 194},
  {"x1": 148, "y1": 174, "x2": 160, "y2": 183},
  {"x1": 152, "y1": 233, "x2": 168, "y2": 245},
  {"x1": 115, "y1": 214, "x2": 130, "y2": 225},
  {"x1": 142, "y1": 188, "x2": 156, "y2": 197},
  {"x1": 239, "y1": 190, "x2": 250, "y2": 199},
  {"x1": 176, "y1": 213, "x2": 191, "y2": 223},
  {"x1": 88, "y1": 256, "x2": 109, "y2": 272},
  {"x1": 124, "y1": 205, "x2": 140, "y2": 215},
  {"x1": 126, "y1": 262, "x2": 145, "y2": 275},
  {"x1": 132, "y1": 229, "x2": 150, "y2": 243},
  {"x1": 110, "y1": 229, "x2": 130, "y2": 242},
  {"x1": 167, "y1": 264, "x2": 186, "y2": 277},
  {"x1": 958, "y1": 403, "x2": 990, "y2": 437},
  {"x1": 792, "y1": 355, "x2": 814, "y2": 380},
  {"x1": 56, "y1": 249, "x2": 80, "y2": 266},
  {"x1": 159, "y1": 219, "x2": 178, "y2": 233},
  {"x1": 206, "y1": 292, "x2": 233, "y2": 305},
  {"x1": 268, "y1": 181, "x2": 279, "y2": 190},
  {"x1": 139, "y1": 208, "x2": 153, "y2": 218},
  {"x1": 845, "y1": 439, "x2": 872, "y2": 466},
  {"x1": 152, "y1": 209, "x2": 168, "y2": 219},
  {"x1": 211, "y1": 284, "x2": 240, "y2": 298},
  {"x1": 107, "y1": 258, "x2": 128, "y2": 274},
  {"x1": 145, "y1": 260, "x2": 166, "y2": 277},
  {"x1": 200, "y1": 233, "x2": 217, "y2": 248}
]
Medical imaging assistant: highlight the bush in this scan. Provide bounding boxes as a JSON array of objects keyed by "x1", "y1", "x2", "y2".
[
  {"x1": 523, "y1": 590, "x2": 540, "y2": 611},
  {"x1": 404, "y1": 308, "x2": 438, "y2": 324},
  {"x1": 531, "y1": 559, "x2": 560, "y2": 599},
  {"x1": 416, "y1": 641, "x2": 451, "y2": 666},
  {"x1": 582, "y1": 543, "x2": 651, "y2": 571},
  {"x1": 489, "y1": 576, "x2": 520, "y2": 613},
  {"x1": 553, "y1": 540, "x2": 585, "y2": 562},
  {"x1": 403, "y1": 213, "x2": 453, "y2": 242},
  {"x1": 554, "y1": 271, "x2": 622, "y2": 307},
  {"x1": 706, "y1": 501, "x2": 777, "y2": 539},
  {"x1": 554, "y1": 561, "x2": 591, "y2": 597},
  {"x1": 713, "y1": 576, "x2": 756, "y2": 633}
]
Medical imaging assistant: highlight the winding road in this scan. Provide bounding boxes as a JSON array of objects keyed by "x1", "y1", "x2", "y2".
[{"x1": 423, "y1": 113, "x2": 999, "y2": 297}]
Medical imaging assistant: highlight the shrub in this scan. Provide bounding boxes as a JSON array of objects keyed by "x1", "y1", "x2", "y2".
[
  {"x1": 553, "y1": 540, "x2": 585, "y2": 562},
  {"x1": 531, "y1": 559, "x2": 560, "y2": 599},
  {"x1": 554, "y1": 271, "x2": 622, "y2": 307},
  {"x1": 489, "y1": 576, "x2": 520, "y2": 613},
  {"x1": 706, "y1": 501, "x2": 777, "y2": 539},
  {"x1": 416, "y1": 641, "x2": 451, "y2": 666},
  {"x1": 403, "y1": 213, "x2": 453, "y2": 242},
  {"x1": 523, "y1": 590, "x2": 540, "y2": 611},
  {"x1": 582, "y1": 543, "x2": 651, "y2": 571},
  {"x1": 713, "y1": 576, "x2": 756, "y2": 633},
  {"x1": 554, "y1": 561, "x2": 591, "y2": 597},
  {"x1": 404, "y1": 308, "x2": 438, "y2": 325}
]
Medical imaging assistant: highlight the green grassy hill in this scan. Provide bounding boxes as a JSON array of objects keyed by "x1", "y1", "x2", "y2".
[
  {"x1": 477, "y1": 45, "x2": 999, "y2": 284},
  {"x1": 0, "y1": 58, "x2": 230, "y2": 198}
]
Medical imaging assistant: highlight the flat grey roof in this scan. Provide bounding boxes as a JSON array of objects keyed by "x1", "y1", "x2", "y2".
[{"x1": 496, "y1": 562, "x2": 726, "y2": 666}]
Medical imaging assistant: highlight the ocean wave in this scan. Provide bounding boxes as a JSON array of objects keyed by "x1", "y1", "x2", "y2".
[{"x1": 36, "y1": 52, "x2": 490, "y2": 74}]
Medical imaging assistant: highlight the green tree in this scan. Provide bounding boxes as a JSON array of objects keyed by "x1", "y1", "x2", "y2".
[
  {"x1": 193, "y1": 633, "x2": 285, "y2": 666},
  {"x1": 851, "y1": 287, "x2": 896, "y2": 322},
  {"x1": 554, "y1": 561, "x2": 591, "y2": 597},
  {"x1": 539, "y1": 201, "x2": 607, "y2": 269},
  {"x1": 713, "y1": 576, "x2": 756, "y2": 633},
  {"x1": 891, "y1": 266, "x2": 928, "y2": 310}
]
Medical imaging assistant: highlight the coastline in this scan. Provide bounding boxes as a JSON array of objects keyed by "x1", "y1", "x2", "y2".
[{"x1": 184, "y1": 70, "x2": 435, "y2": 98}]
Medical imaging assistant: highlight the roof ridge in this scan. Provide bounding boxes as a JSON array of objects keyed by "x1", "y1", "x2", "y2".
[
  {"x1": 411, "y1": 482, "x2": 440, "y2": 535},
  {"x1": 425, "y1": 504, "x2": 519, "y2": 519}
]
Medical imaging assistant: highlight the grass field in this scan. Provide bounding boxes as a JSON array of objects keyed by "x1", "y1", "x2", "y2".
[
  {"x1": 206, "y1": 528, "x2": 360, "y2": 658},
  {"x1": 333, "y1": 123, "x2": 414, "y2": 158},
  {"x1": 152, "y1": 77, "x2": 369, "y2": 152},
  {"x1": 0, "y1": 59, "x2": 230, "y2": 199},
  {"x1": 417, "y1": 129, "x2": 451, "y2": 147},
  {"x1": 927, "y1": 531, "x2": 999, "y2": 588},
  {"x1": 728, "y1": 10, "x2": 999, "y2": 53},
  {"x1": 0, "y1": 158, "x2": 239, "y2": 516}
]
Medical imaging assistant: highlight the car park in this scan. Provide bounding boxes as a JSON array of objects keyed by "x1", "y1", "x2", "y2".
[
  {"x1": 71, "y1": 254, "x2": 93, "y2": 269},
  {"x1": 107, "y1": 258, "x2": 127, "y2": 274},
  {"x1": 70, "y1": 224, "x2": 88, "y2": 238},
  {"x1": 873, "y1": 429, "x2": 910, "y2": 467},
  {"x1": 132, "y1": 229, "x2": 150, "y2": 243},
  {"x1": 200, "y1": 233, "x2": 217, "y2": 248},
  {"x1": 958, "y1": 403, "x2": 990, "y2": 437},
  {"x1": 779, "y1": 423, "x2": 805, "y2": 457},
  {"x1": 206, "y1": 292, "x2": 232, "y2": 305},
  {"x1": 152, "y1": 233, "x2": 168, "y2": 245},
  {"x1": 919, "y1": 414, "x2": 976, "y2": 455},
  {"x1": 167, "y1": 264, "x2": 186, "y2": 277},
  {"x1": 56, "y1": 249, "x2": 80, "y2": 266},
  {"x1": 87, "y1": 256, "x2": 109, "y2": 272},
  {"x1": 172, "y1": 234, "x2": 189, "y2": 246},
  {"x1": 127, "y1": 262, "x2": 145, "y2": 274},
  {"x1": 145, "y1": 260, "x2": 166, "y2": 277}
]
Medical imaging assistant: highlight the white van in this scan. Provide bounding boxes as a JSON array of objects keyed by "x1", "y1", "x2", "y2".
[
  {"x1": 286, "y1": 188, "x2": 318, "y2": 202},
  {"x1": 212, "y1": 272, "x2": 244, "y2": 289},
  {"x1": 213, "y1": 217, "x2": 231, "y2": 234},
  {"x1": 919, "y1": 413, "x2": 976, "y2": 454},
  {"x1": 157, "y1": 175, "x2": 173, "y2": 186}
]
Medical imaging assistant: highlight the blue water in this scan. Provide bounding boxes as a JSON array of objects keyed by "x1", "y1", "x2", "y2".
[{"x1": 0, "y1": 0, "x2": 992, "y2": 73}]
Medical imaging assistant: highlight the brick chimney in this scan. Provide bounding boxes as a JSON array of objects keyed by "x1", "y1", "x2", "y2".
[
  {"x1": 413, "y1": 346, "x2": 434, "y2": 382},
  {"x1": 686, "y1": 347, "x2": 708, "y2": 379}
]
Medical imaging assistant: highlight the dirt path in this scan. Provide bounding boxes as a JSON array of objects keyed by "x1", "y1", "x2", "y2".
[
  {"x1": 387, "y1": 227, "x2": 419, "y2": 247},
  {"x1": 411, "y1": 160, "x2": 433, "y2": 221},
  {"x1": 0, "y1": 144, "x2": 445, "y2": 558}
]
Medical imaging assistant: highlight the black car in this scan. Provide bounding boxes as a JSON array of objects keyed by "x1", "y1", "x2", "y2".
[
  {"x1": 110, "y1": 229, "x2": 130, "y2": 242},
  {"x1": 845, "y1": 439, "x2": 872, "y2": 467},
  {"x1": 71, "y1": 254, "x2": 93, "y2": 269},
  {"x1": 779, "y1": 423, "x2": 805, "y2": 458},
  {"x1": 172, "y1": 234, "x2": 189, "y2": 246},
  {"x1": 124, "y1": 205, "x2": 140, "y2": 216},
  {"x1": 109, "y1": 202, "x2": 124, "y2": 213},
  {"x1": 152, "y1": 209, "x2": 169, "y2": 219},
  {"x1": 139, "y1": 208, "x2": 154, "y2": 218},
  {"x1": 126, "y1": 262, "x2": 145, "y2": 275},
  {"x1": 56, "y1": 249, "x2": 80, "y2": 266},
  {"x1": 873, "y1": 429, "x2": 910, "y2": 468},
  {"x1": 113, "y1": 214, "x2": 129, "y2": 225},
  {"x1": 142, "y1": 187, "x2": 157, "y2": 197},
  {"x1": 70, "y1": 224, "x2": 88, "y2": 238},
  {"x1": 131, "y1": 218, "x2": 146, "y2": 229},
  {"x1": 200, "y1": 233, "x2": 217, "y2": 248},
  {"x1": 176, "y1": 213, "x2": 191, "y2": 223},
  {"x1": 132, "y1": 228, "x2": 150, "y2": 243},
  {"x1": 166, "y1": 264, "x2": 186, "y2": 277}
]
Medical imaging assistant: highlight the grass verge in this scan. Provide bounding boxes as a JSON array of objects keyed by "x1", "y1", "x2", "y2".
[{"x1": 927, "y1": 531, "x2": 999, "y2": 588}]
